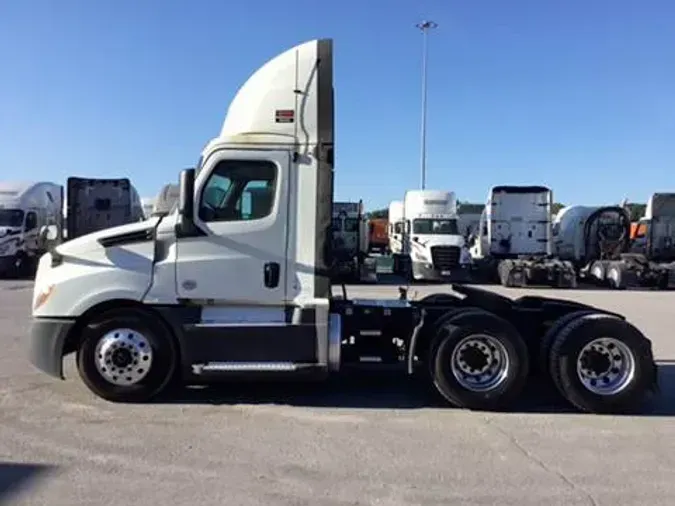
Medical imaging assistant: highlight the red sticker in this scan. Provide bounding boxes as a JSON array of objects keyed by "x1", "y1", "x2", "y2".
[{"x1": 275, "y1": 109, "x2": 295, "y2": 123}]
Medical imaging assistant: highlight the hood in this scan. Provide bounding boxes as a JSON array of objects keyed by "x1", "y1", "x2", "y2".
[
  {"x1": 55, "y1": 217, "x2": 162, "y2": 257},
  {"x1": 410, "y1": 234, "x2": 465, "y2": 250}
]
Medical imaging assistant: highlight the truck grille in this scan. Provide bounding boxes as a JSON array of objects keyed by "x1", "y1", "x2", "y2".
[{"x1": 430, "y1": 246, "x2": 461, "y2": 269}]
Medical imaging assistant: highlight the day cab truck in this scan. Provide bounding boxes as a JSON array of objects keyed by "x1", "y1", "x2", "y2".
[{"x1": 28, "y1": 39, "x2": 658, "y2": 414}]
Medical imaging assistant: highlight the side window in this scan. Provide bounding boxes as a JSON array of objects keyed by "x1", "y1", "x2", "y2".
[
  {"x1": 198, "y1": 160, "x2": 276, "y2": 223},
  {"x1": 25, "y1": 211, "x2": 38, "y2": 231}
]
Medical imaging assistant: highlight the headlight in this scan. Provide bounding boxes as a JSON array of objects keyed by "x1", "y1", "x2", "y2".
[{"x1": 413, "y1": 251, "x2": 427, "y2": 261}]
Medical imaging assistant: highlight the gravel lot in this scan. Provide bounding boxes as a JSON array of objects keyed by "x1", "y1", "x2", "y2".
[{"x1": 1, "y1": 279, "x2": 675, "y2": 506}]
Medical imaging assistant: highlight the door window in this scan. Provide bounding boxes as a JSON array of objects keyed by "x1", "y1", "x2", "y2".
[
  {"x1": 198, "y1": 160, "x2": 276, "y2": 222},
  {"x1": 25, "y1": 212, "x2": 38, "y2": 231}
]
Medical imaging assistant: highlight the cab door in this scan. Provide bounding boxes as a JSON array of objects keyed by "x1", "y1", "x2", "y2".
[{"x1": 175, "y1": 149, "x2": 290, "y2": 305}]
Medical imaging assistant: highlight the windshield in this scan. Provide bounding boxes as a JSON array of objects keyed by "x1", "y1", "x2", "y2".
[
  {"x1": 332, "y1": 217, "x2": 359, "y2": 233},
  {"x1": 0, "y1": 209, "x2": 24, "y2": 228},
  {"x1": 412, "y1": 218, "x2": 458, "y2": 235}
]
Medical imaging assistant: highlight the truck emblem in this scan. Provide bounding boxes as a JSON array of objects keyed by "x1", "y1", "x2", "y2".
[{"x1": 182, "y1": 280, "x2": 197, "y2": 290}]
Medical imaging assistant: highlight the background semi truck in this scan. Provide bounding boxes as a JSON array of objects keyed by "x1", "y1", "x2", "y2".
[
  {"x1": 402, "y1": 190, "x2": 470, "y2": 282},
  {"x1": 469, "y1": 185, "x2": 577, "y2": 288},
  {"x1": 0, "y1": 177, "x2": 144, "y2": 277},
  {"x1": 29, "y1": 38, "x2": 657, "y2": 415},
  {"x1": 0, "y1": 181, "x2": 63, "y2": 277},
  {"x1": 331, "y1": 201, "x2": 377, "y2": 283}
]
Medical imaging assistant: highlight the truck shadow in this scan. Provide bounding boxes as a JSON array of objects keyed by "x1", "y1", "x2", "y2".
[{"x1": 158, "y1": 361, "x2": 675, "y2": 417}]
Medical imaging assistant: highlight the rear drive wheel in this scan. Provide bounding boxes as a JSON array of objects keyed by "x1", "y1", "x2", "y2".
[
  {"x1": 548, "y1": 313, "x2": 655, "y2": 413},
  {"x1": 538, "y1": 310, "x2": 595, "y2": 377},
  {"x1": 76, "y1": 308, "x2": 178, "y2": 403},
  {"x1": 428, "y1": 309, "x2": 529, "y2": 411}
]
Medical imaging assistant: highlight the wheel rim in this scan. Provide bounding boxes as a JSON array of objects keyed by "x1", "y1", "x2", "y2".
[
  {"x1": 450, "y1": 334, "x2": 510, "y2": 392},
  {"x1": 575, "y1": 337, "x2": 635, "y2": 395},
  {"x1": 94, "y1": 328, "x2": 153, "y2": 386}
]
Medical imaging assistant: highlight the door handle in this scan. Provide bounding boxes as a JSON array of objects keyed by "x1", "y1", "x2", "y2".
[{"x1": 264, "y1": 262, "x2": 280, "y2": 288}]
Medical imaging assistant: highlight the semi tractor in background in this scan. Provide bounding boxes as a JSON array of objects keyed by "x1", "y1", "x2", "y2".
[
  {"x1": 0, "y1": 181, "x2": 63, "y2": 277},
  {"x1": 28, "y1": 38, "x2": 658, "y2": 416},
  {"x1": 367, "y1": 218, "x2": 388, "y2": 254},
  {"x1": 331, "y1": 201, "x2": 377, "y2": 283},
  {"x1": 469, "y1": 185, "x2": 577, "y2": 288},
  {"x1": 151, "y1": 183, "x2": 180, "y2": 217},
  {"x1": 397, "y1": 190, "x2": 470, "y2": 282},
  {"x1": 0, "y1": 177, "x2": 144, "y2": 278},
  {"x1": 388, "y1": 200, "x2": 406, "y2": 271},
  {"x1": 553, "y1": 193, "x2": 675, "y2": 289}
]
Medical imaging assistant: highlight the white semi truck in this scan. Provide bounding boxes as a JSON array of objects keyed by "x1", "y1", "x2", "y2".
[
  {"x1": 331, "y1": 201, "x2": 377, "y2": 283},
  {"x1": 28, "y1": 39, "x2": 658, "y2": 414},
  {"x1": 0, "y1": 181, "x2": 63, "y2": 277},
  {"x1": 469, "y1": 185, "x2": 577, "y2": 288},
  {"x1": 397, "y1": 190, "x2": 470, "y2": 282}
]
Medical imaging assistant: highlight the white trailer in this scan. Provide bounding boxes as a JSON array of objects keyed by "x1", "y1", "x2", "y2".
[
  {"x1": 469, "y1": 185, "x2": 576, "y2": 288},
  {"x1": 0, "y1": 181, "x2": 63, "y2": 277},
  {"x1": 397, "y1": 190, "x2": 470, "y2": 282},
  {"x1": 331, "y1": 201, "x2": 376, "y2": 283},
  {"x1": 28, "y1": 38, "x2": 658, "y2": 415}
]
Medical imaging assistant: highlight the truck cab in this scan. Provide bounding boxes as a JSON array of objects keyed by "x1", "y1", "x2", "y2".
[{"x1": 403, "y1": 190, "x2": 470, "y2": 281}]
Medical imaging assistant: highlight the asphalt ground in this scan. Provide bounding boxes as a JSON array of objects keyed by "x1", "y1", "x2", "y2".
[{"x1": 1, "y1": 278, "x2": 675, "y2": 506}]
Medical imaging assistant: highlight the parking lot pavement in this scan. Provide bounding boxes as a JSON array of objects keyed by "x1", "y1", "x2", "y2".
[{"x1": 2, "y1": 280, "x2": 675, "y2": 506}]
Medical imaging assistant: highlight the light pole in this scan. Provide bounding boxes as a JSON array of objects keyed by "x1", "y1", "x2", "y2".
[{"x1": 416, "y1": 20, "x2": 437, "y2": 190}]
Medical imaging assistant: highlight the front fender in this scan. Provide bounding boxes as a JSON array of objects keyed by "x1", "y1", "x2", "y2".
[{"x1": 33, "y1": 244, "x2": 154, "y2": 318}]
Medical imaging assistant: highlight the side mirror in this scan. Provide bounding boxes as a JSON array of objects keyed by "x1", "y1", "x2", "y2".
[
  {"x1": 40, "y1": 224, "x2": 58, "y2": 243},
  {"x1": 412, "y1": 236, "x2": 419, "y2": 242},
  {"x1": 178, "y1": 168, "x2": 195, "y2": 218},
  {"x1": 176, "y1": 168, "x2": 203, "y2": 238}
]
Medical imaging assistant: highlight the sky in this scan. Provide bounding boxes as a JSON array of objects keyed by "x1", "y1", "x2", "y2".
[{"x1": 0, "y1": 0, "x2": 673, "y2": 211}]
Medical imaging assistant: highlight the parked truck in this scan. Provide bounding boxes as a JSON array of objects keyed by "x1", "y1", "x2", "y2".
[
  {"x1": 0, "y1": 181, "x2": 63, "y2": 277},
  {"x1": 397, "y1": 190, "x2": 471, "y2": 282},
  {"x1": 151, "y1": 183, "x2": 180, "y2": 217},
  {"x1": 469, "y1": 185, "x2": 577, "y2": 288},
  {"x1": 554, "y1": 194, "x2": 675, "y2": 289},
  {"x1": 388, "y1": 200, "x2": 407, "y2": 273},
  {"x1": 64, "y1": 177, "x2": 145, "y2": 240},
  {"x1": 331, "y1": 201, "x2": 377, "y2": 283},
  {"x1": 28, "y1": 39, "x2": 657, "y2": 414},
  {"x1": 367, "y1": 218, "x2": 388, "y2": 254}
]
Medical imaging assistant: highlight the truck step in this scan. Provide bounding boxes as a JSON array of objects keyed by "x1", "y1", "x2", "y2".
[{"x1": 191, "y1": 362, "x2": 318, "y2": 375}]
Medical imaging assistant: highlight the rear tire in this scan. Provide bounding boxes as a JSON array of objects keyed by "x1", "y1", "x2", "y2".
[
  {"x1": 76, "y1": 307, "x2": 178, "y2": 403},
  {"x1": 538, "y1": 310, "x2": 595, "y2": 377},
  {"x1": 548, "y1": 313, "x2": 655, "y2": 413},
  {"x1": 428, "y1": 309, "x2": 529, "y2": 411}
]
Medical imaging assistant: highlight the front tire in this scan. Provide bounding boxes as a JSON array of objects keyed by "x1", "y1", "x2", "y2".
[
  {"x1": 428, "y1": 309, "x2": 530, "y2": 411},
  {"x1": 76, "y1": 307, "x2": 178, "y2": 403}
]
